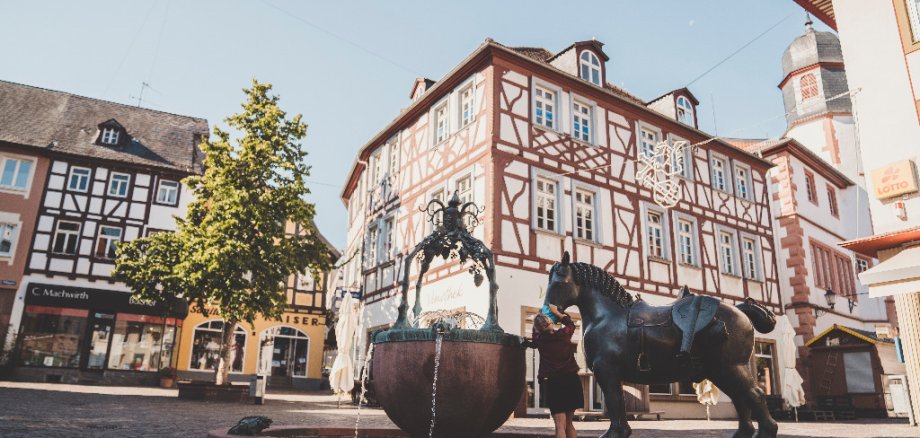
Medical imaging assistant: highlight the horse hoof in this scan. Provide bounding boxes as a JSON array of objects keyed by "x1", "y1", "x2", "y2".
[{"x1": 600, "y1": 427, "x2": 632, "y2": 438}]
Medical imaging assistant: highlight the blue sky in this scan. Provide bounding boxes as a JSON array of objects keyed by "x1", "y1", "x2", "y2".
[{"x1": 0, "y1": 0, "x2": 829, "y2": 248}]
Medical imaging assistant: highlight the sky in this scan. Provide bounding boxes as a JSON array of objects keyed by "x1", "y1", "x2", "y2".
[{"x1": 0, "y1": 0, "x2": 832, "y2": 248}]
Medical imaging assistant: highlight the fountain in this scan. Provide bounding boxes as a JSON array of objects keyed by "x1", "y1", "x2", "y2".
[{"x1": 210, "y1": 193, "x2": 527, "y2": 437}]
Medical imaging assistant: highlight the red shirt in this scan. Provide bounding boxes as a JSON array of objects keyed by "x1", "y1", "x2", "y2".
[{"x1": 533, "y1": 315, "x2": 580, "y2": 379}]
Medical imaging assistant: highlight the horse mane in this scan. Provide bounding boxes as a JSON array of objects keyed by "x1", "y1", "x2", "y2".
[{"x1": 569, "y1": 262, "x2": 634, "y2": 307}]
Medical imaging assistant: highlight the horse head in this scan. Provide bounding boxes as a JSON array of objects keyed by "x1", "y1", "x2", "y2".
[{"x1": 545, "y1": 251, "x2": 580, "y2": 311}]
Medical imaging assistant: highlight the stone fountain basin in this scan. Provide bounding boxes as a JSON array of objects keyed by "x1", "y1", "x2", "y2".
[{"x1": 371, "y1": 328, "x2": 526, "y2": 438}]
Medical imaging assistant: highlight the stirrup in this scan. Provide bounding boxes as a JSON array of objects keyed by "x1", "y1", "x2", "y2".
[{"x1": 637, "y1": 352, "x2": 651, "y2": 372}]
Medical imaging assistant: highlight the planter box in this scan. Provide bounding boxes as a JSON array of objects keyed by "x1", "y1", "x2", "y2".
[{"x1": 177, "y1": 381, "x2": 250, "y2": 402}]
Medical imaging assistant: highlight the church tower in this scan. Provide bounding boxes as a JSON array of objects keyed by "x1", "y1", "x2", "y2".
[{"x1": 780, "y1": 17, "x2": 862, "y2": 181}]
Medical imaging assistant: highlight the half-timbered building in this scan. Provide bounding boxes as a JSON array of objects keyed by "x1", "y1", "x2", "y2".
[
  {"x1": 1, "y1": 81, "x2": 208, "y2": 385},
  {"x1": 341, "y1": 39, "x2": 783, "y2": 418}
]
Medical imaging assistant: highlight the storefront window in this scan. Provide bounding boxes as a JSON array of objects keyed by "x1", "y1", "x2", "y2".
[
  {"x1": 258, "y1": 326, "x2": 310, "y2": 378},
  {"x1": 19, "y1": 306, "x2": 88, "y2": 368},
  {"x1": 753, "y1": 340, "x2": 777, "y2": 395},
  {"x1": 190, "y1": 320, "x2": 246, "y2": 373},
  {"x1": 107, "y1": 315, "x2": 178, "y2": 372}
]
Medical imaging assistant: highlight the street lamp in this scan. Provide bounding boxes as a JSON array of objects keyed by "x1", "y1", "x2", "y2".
[{"x1": 815, "y1": 288, "x2": 836, "y2": 318}]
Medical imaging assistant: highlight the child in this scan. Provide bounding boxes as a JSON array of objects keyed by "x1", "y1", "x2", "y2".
[{"x1": 532, "y1": 304, "x2": 582, "y2": 438}]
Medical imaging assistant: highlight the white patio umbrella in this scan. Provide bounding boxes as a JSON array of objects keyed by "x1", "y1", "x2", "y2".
[
  {"x1": 694, "y1": 379, "x2": 720, "y2": 421},
  {"x1": 329, "y1": 292, "x2": 359, "y2": 401},
  {"x1": 779, "y1": 314, "x2": 806, "y2": 420}
]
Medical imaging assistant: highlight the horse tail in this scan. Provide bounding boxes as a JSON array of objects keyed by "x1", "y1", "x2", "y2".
[{"x1": 735, "y1": 297, "x2": 776, "y2": 333}]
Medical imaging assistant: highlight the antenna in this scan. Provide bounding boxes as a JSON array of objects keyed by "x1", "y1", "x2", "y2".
[{"x1": 129, "y1": 82, "x2": 161, "y2": 108}]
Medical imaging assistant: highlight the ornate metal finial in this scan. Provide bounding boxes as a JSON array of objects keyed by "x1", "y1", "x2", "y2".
[
  {"x1": 805, "y1": 13, "x2": 813, "y2": 30},
  {"x1": 394, "y1": 192, "x2": 501, "y2": 332}
]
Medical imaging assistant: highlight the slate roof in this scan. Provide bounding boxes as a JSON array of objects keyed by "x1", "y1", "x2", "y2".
[{"x1": 0, "y1": 80, "x2": 209, "y2": 174}]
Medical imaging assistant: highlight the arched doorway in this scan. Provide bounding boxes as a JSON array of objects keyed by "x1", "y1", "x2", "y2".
[{"x1": 259, "y1": 326, "x2": 310, "y2": 387}]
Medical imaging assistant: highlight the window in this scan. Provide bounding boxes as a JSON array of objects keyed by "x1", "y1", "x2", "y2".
[
  {"x1": 752, "y1": 341, "x2": 778, "y2": 396},
  {"x1": 572, "y1": 100, "x2": 593, "y2": 143},
  {"x1": 574, "y1": 189, "x2": 595, "y2": 241},
  {"x1": 428, "y1": 189, "x2": 445, "y2": 231},
  {"x1": 639, "y1": 128, "x2": 658, "y2": 159},
  {"x1": 107, "y1": 315, "x2": 177, "y2": 372},
  {"x1": 0, "y1": 223, "x2": 17, "y2": 257},
  {"x1": 381, "y1": 217, "x2": 394, "y2": 261},
  {"x1": 534, "y1": 86, "x2": 556, "y2": 129},
  {"x1": 101, "y1": 127, "x2": 120, "y2": 145},
  {"x1": 843, "y1": 351, "x2": 876, "y2": 393},
  {"x1": 434, "y1": 102, "x2": 449, "y2": 144},
  {"x1": 0, "y1": 156, "x2": 33, "y2": 191},
  {"x1": 719, "y1": 230, "x2": 736, "y2": 275},
  {"x1": 799, "y1": 74, "x2": 819, "y2": 101},
  {"x1": 456, "y1": 174, "x2": 473, "y2": 205},
  {"x1": 711, "y1": 156, "x2": 728, "y2": 192},
  {"x1": 190, "y1": 321, "x2": 246, "y2": 373},
  {"x1": 676, "y1": 218, "x2": 696, "y2": 265},
  {"x1": 258, "y1": 326, "x2": 310, "y2": 377},
  {"x1": 735, "y1": 164, "x2": 751, "y2": 200},
  {"x1": 676, "y1": 96, "x2": 694, "y2": 126},
  {"x1": 387, "y1": 139, "x2": 400, "y2": 177},
  {"x1": 827, "y1": 185, "x2": 839, "y2": 217},
  {"x1": 810, "y1": 241, "x2": 856, "y2": 299},
  {"x1": 535, "y1": 178, "x2": 557, "y2": 231},
  {"x1": 18, "y1": 306, "x2": 88, "y2": 368},
  {"x1": 647, "y1": 210, "x2": 665, "y2": 258},
  {"x1": 856, "y1": 258, "x2": 870, "y2": 274},
  {"x1": 52, "y1": 221, "x2": 81, "y2": 255},
  {"x1": 95, "y1": 226, "x2": 122, "y2": 259},
  {"x1": 742, "y1": 237, "x2": 759, "y2": 280},
  {"x1": 672, "y1": 142, "x2": 692, "y2": 178},
  {"x1": 579, "y1": 51, "x2": 601, "y2": 86},
  {"x1": 804, "y1": 171, "x2": 818, "y2": 204},
  {"x1": 156, "y1": 180, "x2": 179, "y2": 205},
  {"x1": 366, "y1": 224, "x2": 378, "y2": 267},
  {"x1": 649, "y1": 382, "x2": 673, "y2": 395},
  {"x1": 68, "y1": 167, "x2": 91, "y2": 192},
  {"x1": 459, "y1": 84, "x2": 474, "y2": 128},
  {"x1": 907, "y1": 0, "x2": 920, "y2": 41},
  {"x1": 108, "y1": 173, "x2": 130, "y2": 198}
]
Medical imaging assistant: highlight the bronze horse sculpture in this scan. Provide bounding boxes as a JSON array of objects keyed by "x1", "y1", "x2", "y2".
[{"x1": 544, "y1": 252, "x2": 778, "y2": 438}]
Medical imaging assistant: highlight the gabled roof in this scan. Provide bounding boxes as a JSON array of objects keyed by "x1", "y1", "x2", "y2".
[
  {"x1": 409, "y1": 77, "x2": 436, "y2": 99},
  {"x1": 805, "y1": 323, "x2": 894, "y2": 347},
  {"x1": 647, "y1": 87, "x2": 701, "y2": 107},
  {"x1": 0, "y1": 80, "x2": 209, "y2": 174},
  {"x1": 547, "y1": 39, "x2": 610, "y2": 62}
]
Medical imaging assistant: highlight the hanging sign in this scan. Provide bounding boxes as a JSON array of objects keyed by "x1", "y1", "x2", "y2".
[{"x1": 870, "y1": 160, "x2": 918, "y2": 200}]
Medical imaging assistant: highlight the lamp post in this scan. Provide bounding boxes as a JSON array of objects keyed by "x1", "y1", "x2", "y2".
[{"x1": 815, "y1": 288, "x2": 836, "y2": 318}]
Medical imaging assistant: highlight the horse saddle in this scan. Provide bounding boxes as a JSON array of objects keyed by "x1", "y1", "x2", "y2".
[{"x1": 627, "y1": 294, "x2": 719, "y2": 331}]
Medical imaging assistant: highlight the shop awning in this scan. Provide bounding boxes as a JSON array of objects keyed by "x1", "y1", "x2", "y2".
[{"x1": 858, "y1": 246, "x2": 920, "y2": 298}]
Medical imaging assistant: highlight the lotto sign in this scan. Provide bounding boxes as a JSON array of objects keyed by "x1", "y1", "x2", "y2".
[{"x1": 871, "y1": 160, "x2": 918, "y2": 200}]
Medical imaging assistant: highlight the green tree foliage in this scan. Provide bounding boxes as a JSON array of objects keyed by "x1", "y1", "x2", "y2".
[{"x1": 114, "y1": 80, "x2": 330, "y2": 384}]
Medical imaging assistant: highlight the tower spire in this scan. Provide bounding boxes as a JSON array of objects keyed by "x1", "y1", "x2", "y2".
[{"x1": 805, "y1": 13, "x2": 814, "y2": 31}]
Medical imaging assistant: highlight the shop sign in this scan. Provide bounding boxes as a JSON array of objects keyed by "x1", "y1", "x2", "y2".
[
  {"x1": 870, "y1": 160, "x2": 919, "y2": 200},
  {"x1": 25, "y1": 283, "x2": 189, "y2": 318},
  {"x1": 281, "y1": 314, "x2": 323, "y2": 327}
]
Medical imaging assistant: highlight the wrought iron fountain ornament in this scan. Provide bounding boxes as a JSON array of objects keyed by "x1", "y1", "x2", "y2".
[{"x1": 393, "y1": 192, "x2": 502, "y2": 332}]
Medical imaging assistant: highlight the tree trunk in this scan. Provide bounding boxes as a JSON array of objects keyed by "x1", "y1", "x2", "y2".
[{"x1": 214, "y1": 318, "x2": 238, "y2": 385}]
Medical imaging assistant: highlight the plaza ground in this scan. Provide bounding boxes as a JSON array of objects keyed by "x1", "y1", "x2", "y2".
[{"x1": 0, "y1": 381, "x2": 913, "y2": 438}]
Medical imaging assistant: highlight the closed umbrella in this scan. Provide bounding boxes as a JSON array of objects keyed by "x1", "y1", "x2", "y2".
[
  {"x1": 779, "y1": 315, "x2": 806, "y2": 420},
  {"x1": 694, "y1": 379, "x2": 720, "y2": 420},
  {"x1": 330, "y1": 293, "x2": 359, "y2": 400}
]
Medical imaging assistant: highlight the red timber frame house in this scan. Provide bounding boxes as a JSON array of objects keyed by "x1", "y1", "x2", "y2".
[{"x1": 341, "y1": 39, "x2": 783, "y2": 417}]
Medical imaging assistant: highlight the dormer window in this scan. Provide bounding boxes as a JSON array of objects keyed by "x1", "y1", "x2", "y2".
[
  {"x1": 579, "y1": 51, "x2": 602, "y2": 86},
  {"x1": 101, "y1": 127, "x2": 120, "y2": 145},
  {"x1": 676, "y1": 96, "x2": 695, "y2": 126}
]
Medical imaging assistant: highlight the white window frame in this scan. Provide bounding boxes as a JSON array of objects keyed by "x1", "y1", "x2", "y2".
[
  {"x1": 673, "y1": 213, "x2": 699, "y2": 267},
  {"x1": 676, "y1": 96, "x2": 694, "y2": 126},
  {"x1": 52, "y1": 220, "x2": 81, "y2": 255},
  {"x1": 67, "y1": 166, "x2": 91, "y2": 192},
  {"x1": 387, "y1": 137, "x2": 400, "y2": 178},
  {"x1": 733, "y1": 162, "x2": 752, "y2": 200},
  {"x1": 365, "y1": 223, "x2": 379, "y2": 268},
  {"x1": 740, "y1": 233, "x2": 762, "y2": 281},
  {"x1": 101, "y1": 127, "x2": 120, "y2": 145},
  {"x1": 718, "y1": 227, "x2": 739, "y2": 276},
  {"x1": 579, "y1": 51, "x2": 602, "y2": 86},
  {"x1": 457, "y1": 81, "x2": 476, "y2": 129},
  {"x1": 533, "y1": 172, "x2": 561, "y2": 233},
  {"x1": 0, "y1": 221, "x2": 19, "y2": 258},
  {"x1": 189, "y1": 320, "x2": 247, "y2": 374},
  {"x1": 427, "y1": 187, "x2": 447, "y2": 233},
  {"x1": 710, "y1": 153, "x2": 731, "y2": 193},
  {"x1": 669, "y1": 135, "x2": 693, "y2": 179},
  {"x1": 573, "y1": 186, "x2": 597, "y2": 242},
  {"x1": 455, "y1": 173, "x2": 474, "y2": 205},
  {"x1": 0, "y1": 155, "x2": 35, "y2": 193},
  {"x1": 532, "y1": 80, "x2": 561, "y2": 131},
  {"x1": 638, "y1": 123, "x2": 661, "y2": 160},
  {"x1": 856, "y1": 258, "x2": 870, "y2": 274},
  {"x1": 571, "y1": 98, "x2": 594, "y2": 144},
  {"x1": 108, "y1": 172, "x2": 131, "y2": 198},
  {"x1": 432, "y1": 99, "x2": 449, "y2": 146},
  {"x1": 908, "y1": 0, "x2": 920, "y2": 41},
  {"x1": 155, "y1": 179, "x2": 179, "y2": 205},
  {"x1": 381, "y1": 216, "x2": 394, "y2": 262},
  {"x1": 94, "y1": 225, "x2": 123, "y2": 260},
  {"x1": 642, "y1": 202, "x2": 670, "y2": 261}
]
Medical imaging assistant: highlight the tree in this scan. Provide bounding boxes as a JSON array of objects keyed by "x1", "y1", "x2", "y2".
[{"x1": 114, "y1": 80, "x2": 330, "y2": 384}]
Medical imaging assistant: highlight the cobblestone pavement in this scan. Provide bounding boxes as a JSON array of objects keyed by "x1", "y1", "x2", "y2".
[{"x1": 0, "y1": 382, "x2": 915, "y2": 437}]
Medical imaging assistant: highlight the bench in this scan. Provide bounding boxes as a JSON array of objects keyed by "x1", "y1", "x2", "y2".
[
  {"x1": 628, "y1": 411, "x2": 664, "y2": 420},
  {"x1": 573, "y1": 411, "x2": 664, "y2": 421}
]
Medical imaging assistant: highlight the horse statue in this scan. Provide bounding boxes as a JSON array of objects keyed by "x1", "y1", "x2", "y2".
[{"x1": 544, "y1": 252, "x2": 778, "y2": 438}]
